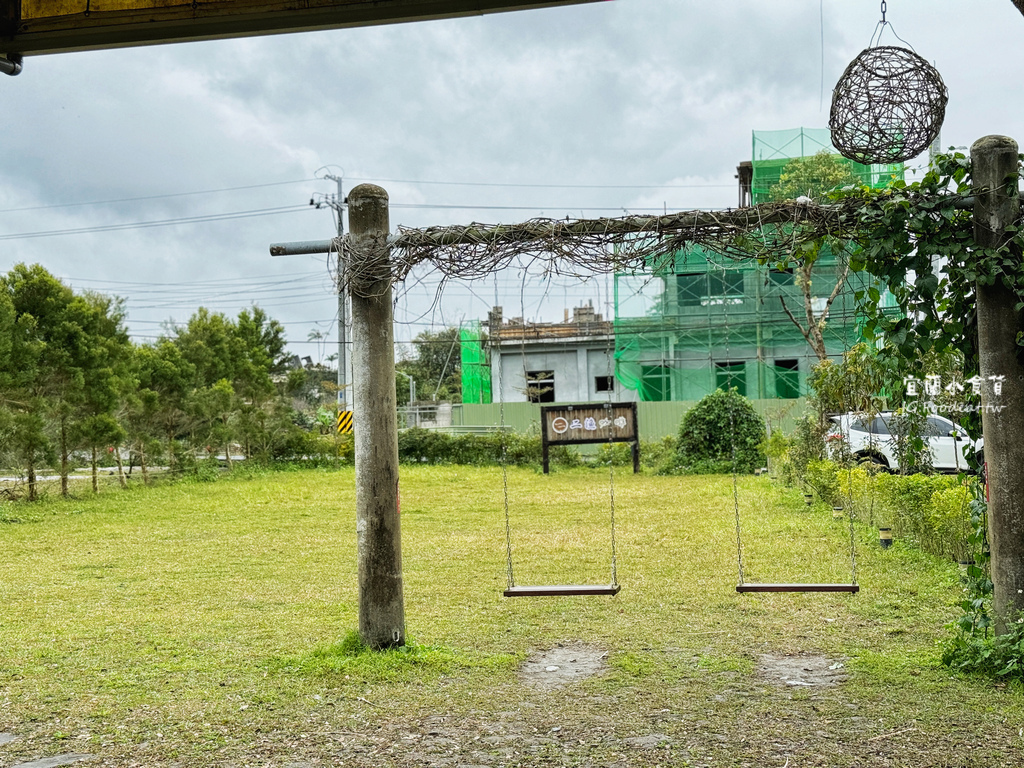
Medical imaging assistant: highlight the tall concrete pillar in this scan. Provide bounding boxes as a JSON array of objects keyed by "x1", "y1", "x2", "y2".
[
  {"x1": 972, "y1": 135, "x2": 1023, "y2": 633},
  {"x1": 348, "y1": 183, "x2": 405, "y2": 649}
]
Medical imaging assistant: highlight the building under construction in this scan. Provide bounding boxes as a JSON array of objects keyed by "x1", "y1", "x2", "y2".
[{"x1": 461, "y1": 128, "x2": 903, "y2": 406}]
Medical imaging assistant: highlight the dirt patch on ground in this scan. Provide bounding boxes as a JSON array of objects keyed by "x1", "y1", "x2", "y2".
[
  {"x1": 756, "y1": 653, "x2": 847, "y2": 687},
  {"x1": 519, "y1": 641, "x2": 609, "y2": 689}
]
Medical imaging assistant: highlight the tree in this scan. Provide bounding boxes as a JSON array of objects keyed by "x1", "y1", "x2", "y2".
[
  {"x1": 76, "y1": 413, "x2": 125, "y2": 492},
  {"x1": 72, "y1": 291, "x2": 133, "y2": 493},
  {"x1": 396, "y1": 327, "x2": 462, "y2": 403},
  {"x1": 769, "y1": 151, "x2": 861, "y2": 202},
  {"x1": 1, "y1": 265, "x2": 129, "y2": 498},
  {"x1": 172, "y1": 305, "x2": 293, "y2": 461},
  {"x1": 134, "y1": 339, "x2": 197, "y2": 474},
  {"x1": 172, "y1": 308, "x2": 242, "y2": 389},
  {"x1": 188, "y1": 379, "x2": 236, "y2": 468},
  {"x1": 768, "y1": 152, "x2": 864, "y2": 361}
]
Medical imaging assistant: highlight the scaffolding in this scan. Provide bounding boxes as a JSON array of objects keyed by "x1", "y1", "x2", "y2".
[
  {"x1": 750, "y1": 127, "x2": 904, "y2": 203},
  {"x1": 460, "y1": 322, "x2": 492, "y2": 405},
  {"x1": 613, "y1": 128, "x2": 903, "y2": 402}
]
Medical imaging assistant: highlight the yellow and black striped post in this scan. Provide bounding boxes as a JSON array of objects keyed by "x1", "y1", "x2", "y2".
[{"x1": 337, "y1": 409, "x2": 353, "y2": 434}]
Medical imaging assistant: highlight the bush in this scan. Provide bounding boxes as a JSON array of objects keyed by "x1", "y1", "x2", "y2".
[
  {"x1": 926, "y1": 485, "x2": 973, "y2": 563},
  {"x1": 596, "y1": 436, "x2": 675, "y2": 471},
  {"x1": 396, "y1": 428, "x2": 581, "y2": 468},
  {"x1": 836, "y1": 467, "x2": 972, "y2": 560},
  {"x1": 787, "y1": 415, "x2": 829, "y2": 484},
  {"x1": 596, "y1": 441, "x2": 634, "y2": 467},
  {"x1": 662, "y1": 389, "x2": 766, "y2": 474},
  {"x1": 270, "y1": 428, "x2": 345, "y2": 466},
  {"x1": 805, "y1": 459, "x2": 841, "y2": 507},
  {"x1": 943, "y1": 614, "x2": 1024, "y2": 682}
]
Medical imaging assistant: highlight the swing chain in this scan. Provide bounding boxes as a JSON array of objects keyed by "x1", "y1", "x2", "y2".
[
  {"x1": 718, "y1": 260, "x2": 746, "y2": 586},
  {"x1": 498, "y1": 330, "x2": 515, "y2": 589}
]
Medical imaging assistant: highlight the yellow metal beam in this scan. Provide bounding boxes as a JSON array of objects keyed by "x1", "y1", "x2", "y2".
[{"x1": 3, "y1": 0, "x2": 602, "y2": 56}]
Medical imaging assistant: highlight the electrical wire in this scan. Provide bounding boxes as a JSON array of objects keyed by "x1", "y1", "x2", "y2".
[
  {"x1": 0, "y1": 204, "x2": 313, "y2": 241},
  {"x1": 0, "y1": 178, "x2": 317, "y2": 215}
]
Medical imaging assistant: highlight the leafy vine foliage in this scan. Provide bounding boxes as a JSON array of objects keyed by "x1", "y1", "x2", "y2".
[{"x1": 831, "y1": 152, "x2": 1024, "y2": 435}]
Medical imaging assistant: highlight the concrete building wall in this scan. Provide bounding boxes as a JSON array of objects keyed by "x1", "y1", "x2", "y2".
[{"x1": 493, "y1": 342, "x2": 636, "y2": 404}]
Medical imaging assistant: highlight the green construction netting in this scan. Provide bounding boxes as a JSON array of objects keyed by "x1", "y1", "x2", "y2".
[
  {"x1": 613, "y1": 245, "x2": 898, "y2": 402},
  {"x1": 608, "y1": 128, "x2": 904, "y2": 403},
  {"x1": 460, "y1": 322, "x2": 492, "y2": 404},
  {"x1": 751, "y1": 127, "x2": 904, "y2": 204}
]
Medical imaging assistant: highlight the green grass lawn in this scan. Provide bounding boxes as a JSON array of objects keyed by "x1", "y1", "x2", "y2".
[{"x1": 1, "y1": 466, "x2": 1022, "y2": 767}]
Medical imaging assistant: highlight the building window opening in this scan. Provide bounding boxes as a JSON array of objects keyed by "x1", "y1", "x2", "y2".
[
  {"x1": 715, "y1": 361, "x2": 746, "y2": 397},
  {"x1": 639, "y1": 365, "x2": 672, "y2": 402},
  {"x1": 526, "y1": 370, "x2": 556, "y2": 403},
  {"x1": 595, "y1": 375, "x2": 615, "y2": 393},
  {"x1": 677, "y1": 271, "x2": 744, "y2": 308},
  {"x1": 774, "y1": 359, "x2": 800, "y2": 398}
]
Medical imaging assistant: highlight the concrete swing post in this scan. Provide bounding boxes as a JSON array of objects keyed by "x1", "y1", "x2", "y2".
[
  {"x1": 348, "y1": 183, "x2": 405, "y2": 650},
  {"x1": 972, "y1": 135, "x2": 1024, "y2": 634}
]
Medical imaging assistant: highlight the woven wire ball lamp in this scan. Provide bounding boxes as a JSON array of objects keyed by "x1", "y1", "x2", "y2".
[{"x1": 829, "y1": 45, "x2": 948, "y2": 165}]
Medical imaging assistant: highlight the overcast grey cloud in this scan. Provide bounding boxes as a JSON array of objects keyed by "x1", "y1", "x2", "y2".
[{"x1": 1, "y1": 0, "x2": 1022, "y2": 356}]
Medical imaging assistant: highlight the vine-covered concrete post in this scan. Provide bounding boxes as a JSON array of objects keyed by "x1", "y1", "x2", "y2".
[
  {"x1": 972, "y1": 135, "x2": 1024, "y2": 634},
  {"x1": 348, "y1": 183, "x2": 405, "y2": 649}
]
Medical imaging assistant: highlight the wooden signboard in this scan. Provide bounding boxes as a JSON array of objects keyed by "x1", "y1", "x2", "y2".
[
  {"x1": 540, "y1": 401, "x2": 639, "y2": 474},
  {"x1": 2, "y1": 1, "x2": 601, "y2": 56}
]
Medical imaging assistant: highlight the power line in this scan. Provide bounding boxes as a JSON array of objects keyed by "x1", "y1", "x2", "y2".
[
  {"x1": 63, "y1": 270, "x2": 324, "y2": 288},
  {"x1": 0, "y1": 178, "x2": 317, "y2": 215},
  {"x1": 349, "y1": 175, "x2": 733, "y2": 191},
  {"x1": 0, "y1": 202, "x2": 730, "y2": 242},
  {"x1": 0, "y1": 204, "x2": 313, "y2": 241}
]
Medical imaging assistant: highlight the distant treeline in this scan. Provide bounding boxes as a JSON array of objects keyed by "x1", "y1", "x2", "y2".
[{"x1": 0, "y1": 263, "x2": 337, "y2": 500}]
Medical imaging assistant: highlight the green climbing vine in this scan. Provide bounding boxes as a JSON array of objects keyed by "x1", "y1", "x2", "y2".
[{"x1": 763, "y1": 151, "x2": 1024, "y2": 438}]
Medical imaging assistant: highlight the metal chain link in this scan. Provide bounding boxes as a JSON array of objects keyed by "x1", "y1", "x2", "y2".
[
  {"x1": 604, "y1": 279, "x2": 619, "y2": 586},
  {"x1": 498, "y1": 321, "x2": 515, "y2": 590},
  {"x1": 718, "y1": 261, "x2": 746, "y2": 586}
]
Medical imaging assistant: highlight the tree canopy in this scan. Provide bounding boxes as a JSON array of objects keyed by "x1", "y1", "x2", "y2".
[
  {"x1": 0, "y1": 263, "x2": 321, "y2": 497},
  {"x1": 768, "y1": 151, "x2": 862, "y2": 203}
]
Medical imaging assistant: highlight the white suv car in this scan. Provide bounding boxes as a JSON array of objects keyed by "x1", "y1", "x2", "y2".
[{"x1": 827, "y1": 412, "x2": 983, "y2": 473}]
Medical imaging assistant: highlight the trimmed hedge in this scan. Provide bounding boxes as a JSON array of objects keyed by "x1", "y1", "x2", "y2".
[
  {"x1": 396, "y1": 428, "x2": 583, "y2": 468},
  {"x1": 820, "y1": 462, "x2": 974, "y2": 562}
]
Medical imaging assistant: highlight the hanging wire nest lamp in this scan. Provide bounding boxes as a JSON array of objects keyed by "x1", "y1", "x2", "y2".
[
  {"x1": 829, "y1": 3, "x2": 948, "y2": 165},
  {"x1": 829, "y1": 46, "x2": 947, "y2": 165}
]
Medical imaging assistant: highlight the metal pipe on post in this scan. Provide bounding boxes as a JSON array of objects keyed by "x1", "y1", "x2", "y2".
[
  {"x1": 972, "y1": 135, "x2": 1024, "y2": 634},
  {"x1": 348, "y1": 183, "x2": 405, "y2": 650}
]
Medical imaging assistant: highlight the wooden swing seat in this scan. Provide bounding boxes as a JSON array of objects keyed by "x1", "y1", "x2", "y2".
[
  {"x1": 504, "y1": 584, "x2": 621, "y2": 597},
  {"x1": 736, "y1": 583, "x2": 859, "y2": 593}
]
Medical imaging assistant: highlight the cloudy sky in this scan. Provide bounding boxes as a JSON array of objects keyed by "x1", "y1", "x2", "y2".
[{"x1": 2, "y1": 0, "x2": 1022, "y2": 361}]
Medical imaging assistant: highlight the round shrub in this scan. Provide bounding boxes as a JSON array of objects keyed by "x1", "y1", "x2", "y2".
[{"x1": 665, "y1": 388, "x2": 766, "y2": 474}]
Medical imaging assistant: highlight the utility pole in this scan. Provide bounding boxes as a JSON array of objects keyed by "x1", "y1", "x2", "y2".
[
  {"x1": 398, "y1": 371, "x2": 416, "y2": 427},
  {"x1": 322, "y1": 172, "x2": 349, "y2": 412},
  {"x1": 972, "y1": 135, "x2": 1024, "y2": 634},
  {"x1": 348, "y1": 183, "x2": 405, "y2": 649}
]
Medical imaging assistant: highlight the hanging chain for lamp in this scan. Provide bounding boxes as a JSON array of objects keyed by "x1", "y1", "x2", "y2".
[{"x1": 829, "y1": 0, "x2": 948, "y2": 165}]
